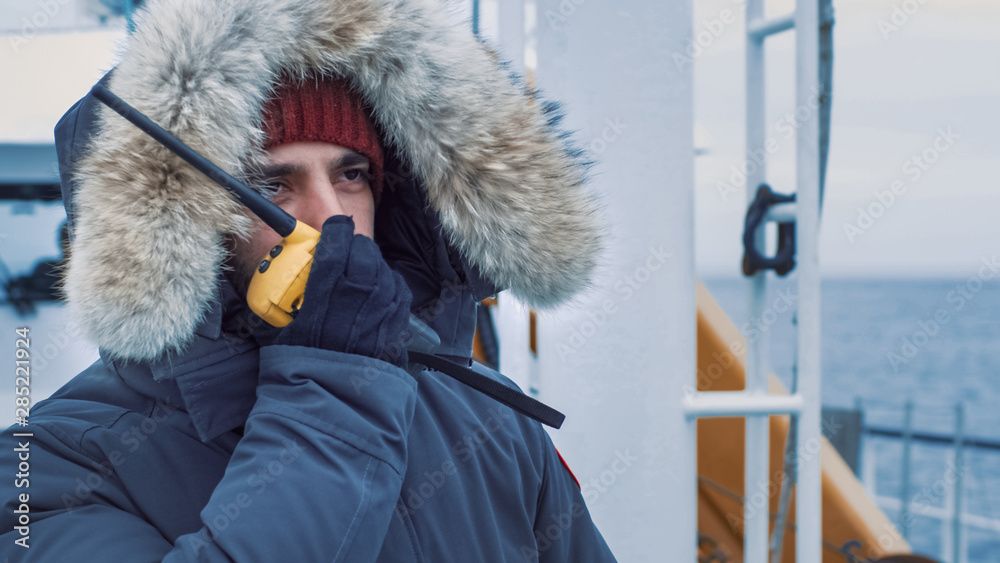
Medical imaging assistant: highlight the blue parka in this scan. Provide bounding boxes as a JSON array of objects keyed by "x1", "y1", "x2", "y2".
[
  {"x1": 0, "y1": 273, "x2": 612, "y2": 561},
  {"x1": 0, "y1": 0, "x2": 613, "y2": 560}
]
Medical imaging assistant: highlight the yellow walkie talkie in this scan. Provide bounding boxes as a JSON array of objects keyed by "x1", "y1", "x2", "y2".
[
  {"x1": 245, "y1": 220, "x2": 319, "y2": 326},
  {"x1": 92, "y1": 84, "x2": 318, "y2": 327}
]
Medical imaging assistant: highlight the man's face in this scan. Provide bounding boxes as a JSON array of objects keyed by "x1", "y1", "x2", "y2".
[{"x1": 226, "y1": 142, "x2": 375, "y2": 297}]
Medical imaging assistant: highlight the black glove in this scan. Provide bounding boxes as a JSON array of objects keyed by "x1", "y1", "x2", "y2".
[{"x1": 267, "y1": 215, "x2": 412, "y2": 369}]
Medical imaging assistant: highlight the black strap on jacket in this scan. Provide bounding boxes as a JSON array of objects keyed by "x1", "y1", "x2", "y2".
[{"x1": 409, "y1": 351, "x2": 565, "y2": 429}]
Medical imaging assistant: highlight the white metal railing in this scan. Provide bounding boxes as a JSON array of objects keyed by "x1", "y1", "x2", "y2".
[
  {"x1": 684, "y1": 0, "x2": 824, "y2": 561},
  {"x1": 872, "y1": 495, "x2": 1000, "y2": 563},
  {"x1": 859, "y1": 401, "x2": 1000, "y2": 563}
]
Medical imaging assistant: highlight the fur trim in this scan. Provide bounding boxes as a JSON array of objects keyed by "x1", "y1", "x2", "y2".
[{"x1": 67, "y1": 0, "x2": 604, "y2": 361}]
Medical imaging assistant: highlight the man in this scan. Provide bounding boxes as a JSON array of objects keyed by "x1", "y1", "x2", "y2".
[{"x1": 0, "y1": 0, "x2": 613, "y2": 560}]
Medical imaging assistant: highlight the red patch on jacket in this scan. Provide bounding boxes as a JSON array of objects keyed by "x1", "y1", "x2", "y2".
[{"x1": 555, "y1": 448, "x2": 580, "y2": 489}]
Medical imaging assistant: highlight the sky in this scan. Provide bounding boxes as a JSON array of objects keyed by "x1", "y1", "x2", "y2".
[{"x1": 0, "y1": 0, "x2": 998, "y2": 277}]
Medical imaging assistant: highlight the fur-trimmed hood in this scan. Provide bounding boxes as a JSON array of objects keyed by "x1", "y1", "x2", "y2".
[{"x1": 61, "y1": 0, "x2": 604, "y2": 362}]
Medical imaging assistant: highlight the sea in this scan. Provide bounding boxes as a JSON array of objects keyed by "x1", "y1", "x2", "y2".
[{"x1": 704, "y1": 276, "x2": 1000, "y2": 562}]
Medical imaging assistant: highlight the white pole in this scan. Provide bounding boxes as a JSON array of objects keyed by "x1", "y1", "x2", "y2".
[
  {"x1": 745, "y1": 0, "x2": 770, "y2": 560},
  {"x1": 747, "y1": 15, "x2": 796, "y2": 41},
  {"x1": 952, "y1": 404, "x2": 965, "y2": 563},
  {"x1": 900, "y1": 400, "x2": 914, "y2": 540},
  {"x1": 795, "y1": 0, "x2": 823, "y2": 559},
  {"x1": 685, "y1": 392, "x2": 803, "y2": 418},
  {"x1": 532, "y1": 1, "x2": 696, "y2": 560}
]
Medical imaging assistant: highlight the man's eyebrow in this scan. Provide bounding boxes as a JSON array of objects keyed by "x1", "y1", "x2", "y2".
[
  {"x1": 329, "y1": 152, "x2": 369, "y2": 172},
  {"x1": 253, "y1": 163, "x2": 307, "y2": 180}
]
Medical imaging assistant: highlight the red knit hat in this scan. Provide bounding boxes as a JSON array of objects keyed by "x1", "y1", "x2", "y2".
[{"x1": 262, "y1": 74, "x2": 384, "y2": 205}]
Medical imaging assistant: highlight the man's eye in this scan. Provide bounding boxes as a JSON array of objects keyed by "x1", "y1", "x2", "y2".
[
  {"x1": 261, "y1": 182, "x2": 285, "y2": 198},
  {"x1": 343, "y1": 169, "x2": 368, "y2": 182}
]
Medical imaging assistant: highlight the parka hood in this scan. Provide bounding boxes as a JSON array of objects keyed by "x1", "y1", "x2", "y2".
[{"x1": 62, "y1": 0, "x2": 604, "y2": 362}]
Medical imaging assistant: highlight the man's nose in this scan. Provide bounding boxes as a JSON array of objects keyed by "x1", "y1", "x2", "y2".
[{"x1": 295, "y1": 178, "x2": 347, "y2": 231}]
